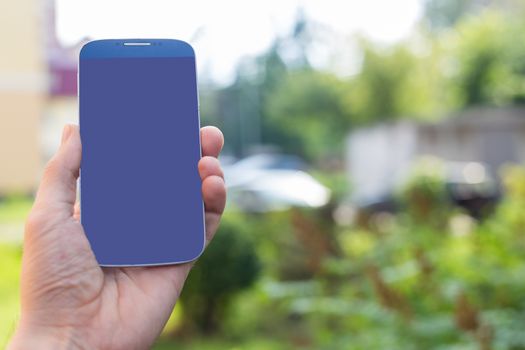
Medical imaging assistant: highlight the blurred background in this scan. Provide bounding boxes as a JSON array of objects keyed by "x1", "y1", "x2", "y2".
[{"x1": 3, "y1": 0, "x2": 525, "y2": 348}]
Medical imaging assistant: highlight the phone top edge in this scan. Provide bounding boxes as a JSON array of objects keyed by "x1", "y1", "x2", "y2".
[{"x1": 80, "y1": 39, "x2": 195, "y2": 59}]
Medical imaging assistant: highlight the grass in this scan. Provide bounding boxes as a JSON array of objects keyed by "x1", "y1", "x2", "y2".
[
  {"x1": 0, "y1": 243, "x2": 22, "y2": 348},
  {"x1": 0, "y1": 196, "x2": 27, "y2": 346},
  {"x1": 0, "y1": 196, "x2": 32, "y2": 224}
]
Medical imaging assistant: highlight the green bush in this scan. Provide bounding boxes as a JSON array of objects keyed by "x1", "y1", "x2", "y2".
[
  {"x1": 179, "y1": 215, "x2": 260, "y2": 334},
  {"x1": 398, "y1": 157, "x2": 450, "y2": 227}
]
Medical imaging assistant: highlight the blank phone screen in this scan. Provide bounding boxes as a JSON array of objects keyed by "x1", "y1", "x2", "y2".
[{"x1": 79, "y1": 56, "x2": 204, "y2": 266}]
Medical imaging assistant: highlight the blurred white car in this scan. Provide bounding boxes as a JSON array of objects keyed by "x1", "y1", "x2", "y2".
[{"x1": 223, "y1": 154, "x2": 331, "y2": 212}]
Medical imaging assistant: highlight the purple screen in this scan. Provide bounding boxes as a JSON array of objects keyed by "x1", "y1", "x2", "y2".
[{"x1": 79, "y1": 57, "x2": 205, "y2": 266}]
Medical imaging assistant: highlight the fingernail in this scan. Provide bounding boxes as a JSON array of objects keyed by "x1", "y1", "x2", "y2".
[{"x1": 61, "y1": 125, "x2": 72, "y2": 145}]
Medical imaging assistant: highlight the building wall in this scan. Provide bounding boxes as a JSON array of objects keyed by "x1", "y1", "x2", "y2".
[
  {"x1": 346, "y1": 107, "x2": 525, "y2": 203},
  {"x1": 416, "y1": 108, "x2": 525, "y2": 178},
  {"x1": 42, "y1": 97, "x2": 78, "y2": 160},
  {"x1": 346, "y1": 122, "x2": 417, "y2": 204},
  {"x1": 0, "y1": 0, "x2": 47, "y2": 194}
]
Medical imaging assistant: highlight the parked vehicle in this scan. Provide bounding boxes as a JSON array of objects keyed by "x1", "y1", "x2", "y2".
[{"x1": 224, "y1": 154, "x2": 330, "y2": 212}]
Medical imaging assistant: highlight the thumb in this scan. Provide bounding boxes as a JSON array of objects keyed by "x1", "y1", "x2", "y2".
[{"x1": 33, "y1": 124, "x2": 81, "y2": 217}]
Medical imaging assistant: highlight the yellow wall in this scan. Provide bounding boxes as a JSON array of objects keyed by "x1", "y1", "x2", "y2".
[{"x1": 0, "y1": 0, "x2": 46, "y2": 194}]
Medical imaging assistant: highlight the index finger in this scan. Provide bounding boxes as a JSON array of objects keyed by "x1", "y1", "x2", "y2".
[{"x1": 200, "y1": 126, "x2": 224, "y2": 158}]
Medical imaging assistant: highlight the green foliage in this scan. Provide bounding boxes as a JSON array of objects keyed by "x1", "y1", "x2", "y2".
[
  {"x1": 180, "y1": 215, "x2": 260, "y2": 333},
  {"x1": 153, "y1": 336, "x2": 289, "y2": 350},
  {"x1": 266, "y1": 69, "x2": 350, "y2": 159},
  {"x1": 449, "y1": 11, "x2": 522, "y2": 106},
  {"x1": 347, "y1": 44, "x2": 428, "y2": 123},
  {"x1": 199, "y1": 162, "x2": 525, "y2": 349},
  {"x1": 271, "y1": 164, "x2": 525, "y2": 349},
  {"x1": 398, "y1": 157, "x2": 450, "y2": 228}
]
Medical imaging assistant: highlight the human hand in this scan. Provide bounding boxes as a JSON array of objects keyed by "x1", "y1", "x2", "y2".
[{"x1": 8, "y1": 124, "x2": 226, "y2": 350}]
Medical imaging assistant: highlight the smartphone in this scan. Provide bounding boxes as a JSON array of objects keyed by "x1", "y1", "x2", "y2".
[{"x1": 79, "y1": 39, "x2": 205, "y2": 266}]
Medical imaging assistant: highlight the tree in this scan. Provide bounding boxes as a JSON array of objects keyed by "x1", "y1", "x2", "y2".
[
  {"x1": 265, "y1": 69, "x2": 350, "y2": 160},
  {"x1": 450, "y1": 10, "x2": 525, "y2": 106}
]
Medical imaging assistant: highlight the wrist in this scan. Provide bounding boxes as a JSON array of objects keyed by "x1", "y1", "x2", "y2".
[{"x1": 8, "y1": 321, "x2": 84, "y2": 350}]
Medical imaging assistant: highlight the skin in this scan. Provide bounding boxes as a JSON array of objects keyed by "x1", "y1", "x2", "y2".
[{"x1": 8, "y1": 124, "x2": 226, "y2": 350}]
